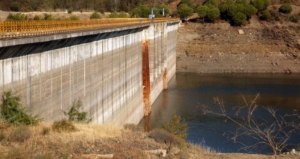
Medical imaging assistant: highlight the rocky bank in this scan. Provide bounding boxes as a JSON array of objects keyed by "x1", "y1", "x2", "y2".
[{"x1": 176, "y1": 17, "x2": 300, "y2": 73}]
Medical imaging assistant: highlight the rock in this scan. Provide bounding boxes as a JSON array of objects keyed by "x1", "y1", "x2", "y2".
[
  {"x1": 145, "y1": 149, "x2": 167, "y2": 157},
  {"x1": 169, "y1": 147, "x2": 180, "y2": 155},
  {"x1": 291, "y1": 149, "x2": 296, "y2": 155}
]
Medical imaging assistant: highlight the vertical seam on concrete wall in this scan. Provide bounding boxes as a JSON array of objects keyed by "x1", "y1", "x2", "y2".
[
  {"x1": 27, "y1": 56, "x2": 31, "y2": 109},
  {"x1": 101, "y1": 40, "x2": 104, "y2": 124}
]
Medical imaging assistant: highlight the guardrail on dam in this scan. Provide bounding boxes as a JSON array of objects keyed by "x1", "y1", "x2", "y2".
[{"x1": 0, "y1": 20, "x2": 179, "y2": 125}]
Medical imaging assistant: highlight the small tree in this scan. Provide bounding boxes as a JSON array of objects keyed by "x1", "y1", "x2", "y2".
[
  {"x1": 158, "y1": 4, "x2": 170, "y2": 16},
  {"x1": 64, "y1": 99, "x2": 91, "y2": 123},
  {"x1": 162, "y1": 113, "x2": 188, "y2": 140},
  {"x1": 177, "y1": 4, "x2": 194, "y2": 20},
  {"x1": 196, "y1": 5, "x2": 209, "y2": 23},
  {"x1": 279, "y1": 3, "x2": 292, "y2": 14},
  {"x1": 7, "y1": 13, "x2": 27, "y2": 21},
  {"x1": 252, "y1": 0, "x2": 270, "y2": 11},
  {"x1": 244, "y1": 5, "x2": 258, "y2": 18},
  {"x1": 131, "y1": 5, "x2": 150, "y2": 18},
  {"x1": 260, "y1": 10, "x2": 271, "y2": 20},
  {"x1": 207, "y1": 7, "x2": 220, "y2": 22},
  {"x1": 118, "y1": 11, "x2": 129, "y2": 18},
  {"x1": 10, "y1": 2, "x2": 20, "y2": 11},
  {"x1": 109, "y1": 11, "x2": 119, "y2": 18},
  {"x1": 0, "y1": 92, "x2": 39, "y2": 125},
  {"x1": 90, "y1": 12, "x2": 102, "y2": 19},
  {"x1": 233, "y1": 12, "x2": 247, "y2": 25},
  {"x1": 202, "y1": 94, "x2": 300, "y2": 155}
]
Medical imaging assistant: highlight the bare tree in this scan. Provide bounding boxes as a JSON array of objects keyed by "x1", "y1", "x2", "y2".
[{"x1": 202, "y1": 94, "x2": 300, "y2": 156}]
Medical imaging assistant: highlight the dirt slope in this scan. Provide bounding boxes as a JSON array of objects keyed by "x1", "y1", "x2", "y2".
[{"x1": 176, "y1": 18, "x2": 300, "y2": 73}]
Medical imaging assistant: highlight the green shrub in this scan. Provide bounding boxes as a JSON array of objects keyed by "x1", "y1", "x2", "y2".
[
  {"x1": 8, "y1": 126, "x2": 32, "y2": 142},
  {"x1": 177, "y1": 4, "x2": 194, "y2": 19},
  {"x1": 109, "y1": 11, "x2": 118, "y2": 18},
  {"x1": 52, "y1": 119, "x2": 77, "y2": 133},
  {"x1": 6, "y1": 13, "x2": 27, "y2": 21},
  {"x1": 118, "y1": 11, "x2": 129, "y2": 18},
  {"x1": 279, "y1": 3, "x2": 292, "y2": 14},
  {"x1": 64, "y1": 99, "x2": 91, "y2": 123},
  {"x1": 0, "y1": 91, "x2": 39, "y2": 125},
  {"x1": 207, "y1": 7, "x2": 220, "y2": 21},
  {"x1": 131, "y1": 5, "x2": 151, "y2": 18},
  {"x1": 252, "y1": 0, "x2": 270, "y2": 11},
  {"x1": 33, "y1": 15, "x2": 41, "y2": 20},
  {"x1": 289, "y1": 14, "x2": 299, "y2": 23},
  {"x1": 233, "y1": 12, "x2": 247, "y2": 25},
  {"x1": 162, "y1": 114, "x2": 188, "y2": 140},
  {"x1": 124, "y1": 124, "x2": 143, "y2": 132},
  {"x1": 10, "y1": 2, "x2": 20, "y2": 11},
  {"x1": 69, "y1": 15, "x2": 79, "y2": 20},
  {"x1": 158, "y1": 3, "x2": 170, "y2": 16},
  {"x1": 260, "y1": 10, "x2": 271, "y2": 20},
  {"x1": 90, "y1": 12, "x2": 102, "y2": 19},
  {"x1": 44, "y1": 14, "x2": 53, "y2": 20}
]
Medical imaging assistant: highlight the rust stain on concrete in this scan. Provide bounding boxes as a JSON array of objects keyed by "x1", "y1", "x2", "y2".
[
  {"x1": 163, "y1": 70, "x2": 168, "y2": 90},
  {"x1": 142, "y1": 40, "x2": 151, "y2": 116}
]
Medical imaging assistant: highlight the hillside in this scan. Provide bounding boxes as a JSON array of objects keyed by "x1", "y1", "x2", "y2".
[{"x1": 177, "y1": 17, "x2": 300, "y2": 73}]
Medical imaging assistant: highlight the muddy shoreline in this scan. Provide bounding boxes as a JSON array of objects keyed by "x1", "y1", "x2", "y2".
[{"x1": 176, "y1": 20, "x2": 300, "y2": 74}]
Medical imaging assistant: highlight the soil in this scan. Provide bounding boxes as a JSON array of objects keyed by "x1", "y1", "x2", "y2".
[{"x1": 176, "y1": 16, "x2": 300, "y2": 73}]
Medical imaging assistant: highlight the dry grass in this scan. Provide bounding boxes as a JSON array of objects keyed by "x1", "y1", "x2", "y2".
[{"x1": 0, "y1": 121, "x2": 297, "y2": 158}]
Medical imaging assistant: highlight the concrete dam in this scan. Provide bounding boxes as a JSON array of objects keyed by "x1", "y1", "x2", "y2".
[{"x1": 0, "y1": 20, "x2": 179, "y2": 125}]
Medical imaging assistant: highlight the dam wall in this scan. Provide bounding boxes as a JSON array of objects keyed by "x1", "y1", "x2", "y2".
[{"x1": 0, "y1": 21, "x2": 179, "y2": 125}]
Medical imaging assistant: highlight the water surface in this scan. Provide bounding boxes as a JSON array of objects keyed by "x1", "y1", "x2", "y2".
[{"x1": 139, "y1": 73, "x2": 300, "y2": 154}]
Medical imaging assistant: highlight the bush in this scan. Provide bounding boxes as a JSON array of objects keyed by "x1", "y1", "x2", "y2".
[
  {"x1": 233, "y1": 12, "x2": 247, "y2": 25},
  {"x1": 207, "y1": 7, "x2": 220, "y2": 21},
  {"x1": 8, "y1": 126, "x2": 32, "y2": 142},
  {"x1": 10, "y1": 2, "x2": 20, "y2": 11},
  {"x1": 131, "y1": 5, "x2": 151, "y2": 18},
  {"x1": 6, "y1": 13, "x2": 27, "y2": 21},
  {"x1": 0, "y1": 92, "x2": 39, "y2": 125},
  {"x1": 124, "y1": 124, "x2": 143, "y2": 132},
  {"x1": 33, "y1": 15, "x2": 41, "y2": 20},
  {"x1": 90, "y1": 12, "x2": 102, "y2": 19},
  {"x1": 289, "y1": 14, "x2": 299, "y2": 23},
  {"x1": 158, "y1": 3, "x2": 170, "y2": 16},
  {"x1": 260, "y1": 10, "x2": 271, "y2": 20},
  {"x1": 64, "y1": 99, "x2": 91, "y2": 123},
  {"x1": 178, "y1": 4, "x2": 194, "y2": 19},
  {"x1": 52, "y1": 119, "x2": 77, "y2": 133},
  {"x1": 69, "y1": 15, "x2": 79, "y2": 20},
  {"x1": 118, "y1": 11, "x2": 129, "y2": 18},
  {"x1": 252, "y1": 0, "x2": 270, "y2": 11},
  {"x1": 109, "y1": 11, "x2": 118, "y2": 18},
  {"x1": 196, "y1": 5, "x2": 209, "y2": 19},
  {"x1": 44, "y1": 14, "x2": 53, "y2": 20},
  {"x1": 162, "y1": 114, "x2": 188, "y2": 140},
  {"x1": 148, "y1": 128, "x2": 187, "y2": 148},
  {"x1": 279, "y1": 3, "x2": 292, "y2": 14}
]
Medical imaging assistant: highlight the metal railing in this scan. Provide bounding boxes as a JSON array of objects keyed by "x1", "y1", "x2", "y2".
[{"x1": 0, "y1": 18, "x2": 179, "y2": 39}]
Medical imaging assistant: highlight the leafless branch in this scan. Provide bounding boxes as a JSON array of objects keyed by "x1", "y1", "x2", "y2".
[{"x1": 202, "y1": 94, "x2": 300, "y2": 155}]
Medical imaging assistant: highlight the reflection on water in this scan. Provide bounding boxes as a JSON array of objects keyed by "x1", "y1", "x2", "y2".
[{"x1": 139, "y1": 73, "x2": 300, "y2": 154}]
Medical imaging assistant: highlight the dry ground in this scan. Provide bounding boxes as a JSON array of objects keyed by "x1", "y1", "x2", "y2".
[
  {"x1": 176, "y1": 17, "x2": 300, "y2": 73},
  {"x1": 0, "y1": 119, "x2": 299, "y2": 159},
  {"x1": 0, "y1": 11, "x2": 112, "y2": 21}
]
